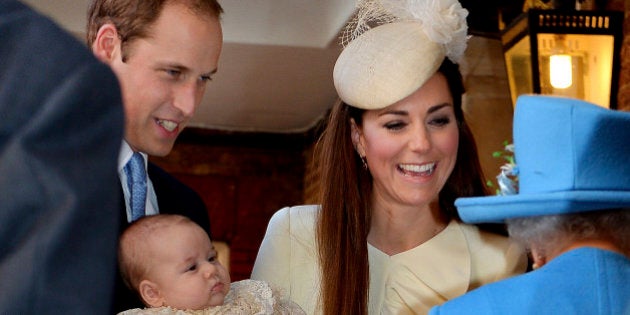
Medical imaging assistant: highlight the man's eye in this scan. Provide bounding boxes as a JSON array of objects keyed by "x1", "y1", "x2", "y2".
[
  {"x1": 165, "y1": 69, "x2": 181, "y2": 78},
  {"x1": 200, "y1": 75, "x2": 213, "y2": 83}
]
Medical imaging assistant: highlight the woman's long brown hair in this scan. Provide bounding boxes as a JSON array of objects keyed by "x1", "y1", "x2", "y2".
[{"x1": 315, "y1": 58, "x2": 489, "y2": 315}]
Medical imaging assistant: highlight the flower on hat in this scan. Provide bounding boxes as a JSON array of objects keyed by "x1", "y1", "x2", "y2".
[
  {"x1": 341, "y1": 0, "x2": 469, "y2": 63},
  {"x1": 488, "y1": 142, "x2": 519, "y2": 196}
]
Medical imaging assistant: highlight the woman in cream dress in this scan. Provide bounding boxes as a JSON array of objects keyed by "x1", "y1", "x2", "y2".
[{"x1": 251, "y1": 0, "x2": 527, "y2": 314}]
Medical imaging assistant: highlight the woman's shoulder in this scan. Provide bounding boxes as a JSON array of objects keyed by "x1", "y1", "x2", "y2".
[
  {"x1": 457, "y1": 221, "x2": 528, "y2": 276},
  {"x1": 457, "y1": 222, "x2": 511, "y2": 248},
  {"x1": 457, "y1": 221, "x2": 526, "y2": 261},
  {"x1": 262, "y1": 205, "x2": 320, "y2": 248},
  {"x1": 268, "y1": 205, "x2": 319, "y2": 228},
  {"x1": 273, "y1": 204, "x2": 319, "y2": 217}
]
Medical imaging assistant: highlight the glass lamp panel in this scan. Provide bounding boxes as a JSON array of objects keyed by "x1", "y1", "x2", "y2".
[{"x1": 504, "y1": 35, "x2": 533, "y2": 107}]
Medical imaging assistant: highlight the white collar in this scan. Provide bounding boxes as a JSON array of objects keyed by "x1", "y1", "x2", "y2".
[{"x1": 117, "y1": 141, "x2": 148, "y2": 171}]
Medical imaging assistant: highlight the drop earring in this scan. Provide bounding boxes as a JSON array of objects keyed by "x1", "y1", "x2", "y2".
[{"x1": 360, "y1": 155, "x2": 368, "y2": 170}]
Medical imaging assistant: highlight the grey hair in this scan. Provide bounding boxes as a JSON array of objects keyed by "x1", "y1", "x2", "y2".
[{"x1": 506, "y1": 208, "x2": 630, "y2": 257}]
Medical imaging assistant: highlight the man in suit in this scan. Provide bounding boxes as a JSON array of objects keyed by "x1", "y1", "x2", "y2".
[
  {"x1": 0, "y1": 1, "x2": 124, "y2": 313},
  {"x1": 87, "y1": 0, "x2": 224, "y2": 311}
]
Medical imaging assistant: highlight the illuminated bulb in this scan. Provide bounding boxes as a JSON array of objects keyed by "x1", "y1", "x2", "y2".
[{"x1": 550, "y1": 54, "x2": 573, "y2": 89}]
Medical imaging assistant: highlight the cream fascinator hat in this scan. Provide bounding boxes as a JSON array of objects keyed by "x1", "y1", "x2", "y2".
[{"x1": 333, "y1": 0, "x2": 469, "y2": 110}]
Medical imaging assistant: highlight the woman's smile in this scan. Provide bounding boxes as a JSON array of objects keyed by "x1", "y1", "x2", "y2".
[{"x1": 397, "y1": 162, "x2": 436, "y2": 177}]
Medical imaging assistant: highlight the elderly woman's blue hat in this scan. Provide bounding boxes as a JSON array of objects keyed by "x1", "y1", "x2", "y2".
[{"x1": 456, "y1": 95, "x2": 630, "y2": 223}]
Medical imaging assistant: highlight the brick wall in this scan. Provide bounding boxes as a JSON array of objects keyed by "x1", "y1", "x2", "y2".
[{"x1": 617, "y1": 0, "x2": 630, "y2": 111}]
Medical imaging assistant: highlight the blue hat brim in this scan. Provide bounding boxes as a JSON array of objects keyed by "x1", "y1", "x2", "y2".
[{"x1": 455, "y1": 191, "x2": 630, "y2": 224}]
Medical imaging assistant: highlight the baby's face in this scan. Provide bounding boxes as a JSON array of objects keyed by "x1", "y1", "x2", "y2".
[{"x1": 146, "y1": 222, "x2": 230, "y2": 310}]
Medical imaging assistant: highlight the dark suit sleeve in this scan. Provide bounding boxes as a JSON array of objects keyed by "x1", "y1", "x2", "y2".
[
  {"x1": 148, "y1": 163, "x2": 212, "y2": 237},
  {"x1": 0, "y1": 1, "x2": 124, "y2": 314}
]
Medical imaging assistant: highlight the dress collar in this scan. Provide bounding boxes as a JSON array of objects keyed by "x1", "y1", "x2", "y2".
[{"x1": 369, "y1": 220, "x2": 471, "y2": 300}]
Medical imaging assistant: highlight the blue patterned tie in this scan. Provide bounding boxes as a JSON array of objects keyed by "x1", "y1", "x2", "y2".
[{"x1": 124, "y1": 152, "x2": 147, "y2": 222}]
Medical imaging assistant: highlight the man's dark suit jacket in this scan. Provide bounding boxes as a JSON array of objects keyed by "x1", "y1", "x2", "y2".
[
  {"x1": 113, "y1": 163, "x2": 211, "y2": 312},
  {"x1": 0, "y1": 1, "x2": 124, "y2": 313}
]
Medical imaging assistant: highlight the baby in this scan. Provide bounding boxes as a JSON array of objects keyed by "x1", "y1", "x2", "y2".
[{"x1": 117, "y1": 214, "x2": 304, "y2": 315}]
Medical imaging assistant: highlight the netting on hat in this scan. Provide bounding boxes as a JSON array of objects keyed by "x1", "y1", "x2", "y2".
[{"x1": 340, "y1": 0, "x2": 470, "y2": 63}]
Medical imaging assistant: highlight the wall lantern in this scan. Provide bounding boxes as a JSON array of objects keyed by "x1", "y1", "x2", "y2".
[{"x1": 501, "y1": 9, "x2": 624, "y2": 109}]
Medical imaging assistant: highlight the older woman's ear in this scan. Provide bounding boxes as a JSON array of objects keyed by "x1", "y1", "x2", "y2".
[
  {"x1": 530, "y1": 247, "x2": 547, "y2": 270},
  {"x1": 138, "y1": 279, "x2": 164, "y2": 308}
]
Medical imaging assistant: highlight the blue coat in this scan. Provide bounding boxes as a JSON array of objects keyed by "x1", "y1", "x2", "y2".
[{"x1": 429, "y1": 247, "x2": 630, "y2": 315}]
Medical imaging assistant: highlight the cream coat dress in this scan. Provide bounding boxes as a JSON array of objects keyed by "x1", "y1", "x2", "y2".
[{"x1": 251, "y1": 205, "x2": 527, "y2": 315}]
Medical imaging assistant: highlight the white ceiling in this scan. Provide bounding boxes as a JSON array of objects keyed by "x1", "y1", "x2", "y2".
[{"x1": 22, "y1": 0, "x2": 356, "y2": 133}]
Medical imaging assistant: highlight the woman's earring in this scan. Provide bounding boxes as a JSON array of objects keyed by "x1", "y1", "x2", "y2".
[{"x1": 360, "y1": 156, "x2": 368, "y2": 170}]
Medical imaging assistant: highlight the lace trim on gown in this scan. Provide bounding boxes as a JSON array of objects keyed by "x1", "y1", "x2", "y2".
[{"x1": 117, "y1": 279, "x2": 305, "y2": 315}]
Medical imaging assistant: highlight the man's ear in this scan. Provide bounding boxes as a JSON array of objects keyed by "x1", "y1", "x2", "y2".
[
  {"x1": 91, "y1": 23, "x2": 120, "y2": 63},
  {"x1": 350, "y1": 118, "x2": 366, "y2": 157},
  {"x1": 138, "y1": 280, "x2": 164, "y2": 308}
]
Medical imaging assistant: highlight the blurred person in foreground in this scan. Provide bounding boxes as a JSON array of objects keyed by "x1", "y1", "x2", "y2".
[{"x1": 0, "y1": 0, "x2": 124, "y2": 313}]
